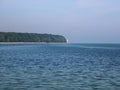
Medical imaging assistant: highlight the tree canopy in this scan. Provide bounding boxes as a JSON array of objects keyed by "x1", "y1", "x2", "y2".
[{"x1": 0, "y1": 32, "x2": 67, "y2": 43}]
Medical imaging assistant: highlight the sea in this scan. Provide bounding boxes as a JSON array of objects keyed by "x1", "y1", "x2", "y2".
[{"x1": 0, "y1": 43, "x2": 120, "y2": 90}]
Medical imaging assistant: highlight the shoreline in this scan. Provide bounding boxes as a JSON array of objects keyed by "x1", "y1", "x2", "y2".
[{"x1": 0, "y1": 42, "x2": 67, "y2": 44}]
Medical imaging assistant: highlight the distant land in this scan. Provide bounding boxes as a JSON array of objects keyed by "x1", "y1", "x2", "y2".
[{"x1": 0, "y1": 32, "x2": 67, "y2": 43}]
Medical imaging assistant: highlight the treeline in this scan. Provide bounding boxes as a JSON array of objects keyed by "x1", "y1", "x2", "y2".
[{"x1": 0, "y1": 32, "x2": 67, "y2": 43}]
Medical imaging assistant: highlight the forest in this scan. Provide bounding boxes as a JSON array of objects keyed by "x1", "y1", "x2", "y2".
[{"x1": 0, "y1": 32, "x2": 67, "y2": 43}]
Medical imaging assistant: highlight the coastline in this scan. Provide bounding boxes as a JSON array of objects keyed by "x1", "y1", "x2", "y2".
[{"x1": 0, "y1": 42, "x2": 67, "y2": 44}]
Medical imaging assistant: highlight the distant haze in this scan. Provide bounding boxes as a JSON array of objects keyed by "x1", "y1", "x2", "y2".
[{"x1": 0, "y1": 0, "x2": 120, "y2": 43}]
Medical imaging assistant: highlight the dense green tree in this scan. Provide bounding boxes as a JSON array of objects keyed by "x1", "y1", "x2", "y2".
[
  {"x1": 0, "y1": 33, "x2": 4, "y2": 42},
  {"x1": 0, "y1": 32, "x2": 67, "y2": 43}
]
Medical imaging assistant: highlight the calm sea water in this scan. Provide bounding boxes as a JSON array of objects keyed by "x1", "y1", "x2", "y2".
[{"x1": 0, "y1": 44, "x2": 120, "y2": 90}]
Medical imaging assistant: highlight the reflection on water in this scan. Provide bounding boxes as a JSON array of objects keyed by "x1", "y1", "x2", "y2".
[{"x1": 0, "y1": 44, "x2": 120, "y2": 90}]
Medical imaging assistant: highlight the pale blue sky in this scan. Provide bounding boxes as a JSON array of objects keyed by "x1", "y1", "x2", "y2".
[{"x1": 0, "y1": 0, "x2": 120, "y2": 43}]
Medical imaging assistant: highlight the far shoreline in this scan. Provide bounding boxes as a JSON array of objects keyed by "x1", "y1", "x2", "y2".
[{"x1": 0, "y1": 42, "x2": 67, "y2": 44}]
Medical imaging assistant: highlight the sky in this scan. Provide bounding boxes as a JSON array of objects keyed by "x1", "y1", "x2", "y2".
[{"x1": 0, "y1": 0, "x2": 120, "y2": 43}]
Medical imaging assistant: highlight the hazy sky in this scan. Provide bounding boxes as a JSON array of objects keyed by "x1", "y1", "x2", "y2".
[{"x1": 0, "y1": 0, "x2": 120, "y2": 43}]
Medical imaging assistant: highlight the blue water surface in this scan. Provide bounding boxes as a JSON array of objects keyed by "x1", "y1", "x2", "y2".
[{"x1": 0, "y1": 44, "x2": 120, "y2": 90}]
